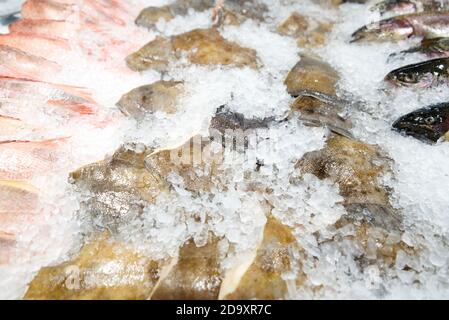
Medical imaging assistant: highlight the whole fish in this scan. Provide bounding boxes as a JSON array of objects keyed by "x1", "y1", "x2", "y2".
[
  {"x1": 136, "y1": 0, "x2": 267, "y2": 29},
  {"x1": 385, "y1": 57, "x2": 449, "y2": 87},
  {"x1": 296, "y1": 134, "x2": 401, "y2": 230},
  {"x1": 210, "y1": 105, "x2": 276, "y2": 134},
  {"x1": 0, "y1": 0, "x2": 148, "y2": 270},
  {"x1": 389, "y1": 37, "x2": 449, "y2": 59},
  {"x1": 392, "y1": 102, "x2": 449, "y2": 142},
  {"x1": 351, "y1": 12, "x2": 449, "y2": 42},
  {"x1": 371, "y1": 0, "x2": 449, "y2": 15}
]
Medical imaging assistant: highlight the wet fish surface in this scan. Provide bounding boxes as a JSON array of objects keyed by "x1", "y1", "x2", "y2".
[
  {"x1": 390, "y1": 37, "x2": 449, "y2": 59},
  {"x1": 116, "y1": 81, "x2": 184, "y2": 120},
  {"x1": 295, "y1": 134, "x2": 401, "y2": 231},
  {"x1": 284, "y1": 54, "x2": 341, "y2": 99},
  {"x1": 351, "y1": 12, "x2": 449, "y2": 42},
  {"x1": 135, "y1": 0, "x2": 268, "y2": 29},
  {"x1": 126, "y1": 28, "x2": 259, "y2": 72},
  {"x1": 372, "y1": 0, "x2": 449, "y2": 15},
  {"x1": 393, "y1": 102, "x2": 449, "y2": 142},
  {"x1": 385, "y1": 57, "x2": 449, "y2": 88}
]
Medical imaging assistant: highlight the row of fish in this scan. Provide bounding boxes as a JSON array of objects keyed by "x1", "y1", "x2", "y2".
[
  {"x1": 0, "y1": 0, "x2": 150, "y2": 273},
  {"x1": 27, "y1": 2, "x2": 414, "y2": 299},
  {"x1": 1, "y1": 0, "x2": 423, "y2": 299},
  {"x1": 21, "y1": 0, "x2": 308, "y2": 300},
  {"x1": 352, "y1": 0, "x2": 449, "y2": 143}
]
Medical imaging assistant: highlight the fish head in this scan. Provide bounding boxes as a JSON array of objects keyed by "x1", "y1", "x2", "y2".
[
  {"x1": 371, "y1": 0, "x2": 417, "y2": 15},
  {"x1": 385, "y1": 63, "x2": 436, "y2": 88},
  {"x1": 350, "y1": 18, "x2": 413, "y2": 42},
  {"x1": 392, "y1": 104, "x2": 449, "y2": 143}
]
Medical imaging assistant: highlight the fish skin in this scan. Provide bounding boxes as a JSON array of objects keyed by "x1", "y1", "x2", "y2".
[
  {"x1": 21, "y1": 0, "x2": 138, "y2": 30},
  {"x1": 126, "y1": 28, "x2": 259, "y2": 72},
  {"x1": 135, "y1": 0, "x2": 267, "y2": 29},
  {"x1": 390, "y1": 37, "x2": 449, "y2": 60},
  {"x1": 0, "y1": 32, "x2": 70, "y2": 62},
  {"x1": 0, "y1": 45, "x2": 61, "y2": 81},
  {"x1": 385, "y1": 57, "x2": 449, "y2": 88},
  {"x1": 0, "y1": 115, "x2": 31, "y2": 139},
  {"x1": 135, "y1": 0, "x2": 211, "y2": 29},
  {"x1": 0, "y1": 77, "x2": 93, "y2": 104},
  {"x1": 0, "y1": 233, "x2": 15, "y2": 264},
  {"x1": 0, "y1": 180, "x2": 38, "y2": 260},
  {"x1": 210, "y1": 105, "x2": 276, "y2": 134},
  {"x1": 0, "y1": 139, "x2": 64, "y2": 180},
  {"x1": 284, "y1": 54, "x2": 341, "y2": 99},
  {"x1": 0, "y1": 77, "x2": 96, "y2": 119},
  {"x1": 0, "y1": 180, "x2": 38, "y2": 218},
  {"x1": 0, "y1": 0, "x2": 149, "y2": 269},
  {"x1": 351, "y1": 12, "x2": 449, "y2": 43},
  {"x1": 392, "y1": 102, "x2": 449, "y2": 143},
  {"x1": 69, "y1": 143, "x2": 168, "y2": 233},
  {"x1": 290, "y1": 95, "x2": 353, "y2": 138},
  {"x1": 116, "y1": 81, "x2": 183, "y2": 120},
  {"x1": 9, "y1": 19, "x2": 78, "y2": 40},
  {"x1": 151, "y1": 235, "x2": 223, "y2": 300},
  {"x1": 21, "y1": 0, "x2": 74, "y2": 21},
  {"x1": 295, "y1": 134, "x2": 401, "y2": 231},
  {"x1": 24, "y1": 234, "x2": 164, "y2": 300},
  {"x1": 222, "y1": 217, "x2": 301, "y2": 300},
  {"x1": 371, "y1": 0, "x2": 449, "y2": 15}
]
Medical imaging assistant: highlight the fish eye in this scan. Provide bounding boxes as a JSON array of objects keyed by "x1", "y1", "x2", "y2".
[
  {"x1": 398, "y1": 72, "x2": 416, "y2": 83},
  {"x1": 424, "y1": 116, "x2": 435, "y2": 125},
  {"x1": 405, "y1": 74, "x2": 416, "y2": 82}
]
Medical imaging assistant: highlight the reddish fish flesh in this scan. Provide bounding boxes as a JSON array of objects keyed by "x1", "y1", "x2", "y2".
[
  {"x1": 0, "y1": 33, "x2": 71, "y2": 62},
  {"x1": 0, "y1": 0, "x2": 149, "y2": 265},
  {"x1": 0, "y1": 139, "x2": 64, "y2": 180},
  {"x1": 0, "y1": 45, "x2": 61, "y2": 81}
]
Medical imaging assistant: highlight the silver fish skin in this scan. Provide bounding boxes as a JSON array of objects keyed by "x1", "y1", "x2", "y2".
[
  {"x1": 392, "y1": 102, "x2": 449, "y2": 143},
  {"x1": 351, "y1": 12, "x2": 449, "y2": 42},
  {"x1": 372, "y1": 0, "x2": 449, "y2": 15}
]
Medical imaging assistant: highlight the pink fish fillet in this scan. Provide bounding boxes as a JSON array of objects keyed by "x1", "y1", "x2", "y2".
[{"x1": 0, "y1": 0, "x2": 149, "y2": 268}]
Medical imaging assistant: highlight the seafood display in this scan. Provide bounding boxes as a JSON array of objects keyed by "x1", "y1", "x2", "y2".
[{"x1": 2, "y1": 0, "x2": 449, "y2": 301}]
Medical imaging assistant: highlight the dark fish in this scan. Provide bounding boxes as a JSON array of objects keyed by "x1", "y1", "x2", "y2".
[
  {"x1": 351, "y1": 12, "x2": 449, "y2": 43},
  {"x1": 389, "y1": 37, "x2": 449, "y2": 60},
  {"x1": 392, "y1": 102, "x2": 449, "y2": 143},
  {"x1": 371, "y1": 0, "x2": 449, "y2": 15},
  {"x1": 210, "y1": 105, "x2": 275, "y2": 134},
  {"x1": 385, "y1": 57, "x2": 449, "y2": 88}
]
